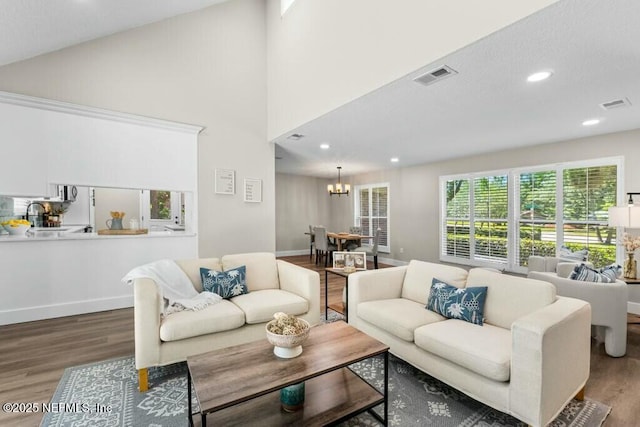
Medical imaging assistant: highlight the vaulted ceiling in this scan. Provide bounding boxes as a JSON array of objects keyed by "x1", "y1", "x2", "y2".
[
  {"x1": 273, "y1": 0, "x2": 640, "y2": 177},
  {"x1": 0, "y1": 0, "x2": 229, "y2": 66}
]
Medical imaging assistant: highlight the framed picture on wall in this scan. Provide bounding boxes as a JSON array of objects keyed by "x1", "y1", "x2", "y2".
[
  {"x1": 215, "y1": 169, "x2": 235, "y2": 195},
  {"x1": 333, "y1": 251, "x2": 367, "y2": 271},
  {"x1": 244, "y1": 178, "x2": 262, "y2": 203}
]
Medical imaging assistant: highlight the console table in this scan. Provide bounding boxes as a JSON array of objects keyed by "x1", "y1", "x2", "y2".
[{"x1": 325, "y1": 268, "x2": 356, "y2": 321}]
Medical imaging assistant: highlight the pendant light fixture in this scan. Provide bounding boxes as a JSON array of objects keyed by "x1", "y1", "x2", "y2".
[{"x1": 328, "y1": 166, "x2": 350, "y2": 196}]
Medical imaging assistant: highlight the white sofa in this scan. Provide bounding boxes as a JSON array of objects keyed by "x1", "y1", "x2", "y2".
[
  {"x1": 527, "y1": 255, "x2": 628, "y2": 357},
  {"x1": 133, "y1": 252, "x2": 320, "y2": 391},
  {"x1": 348, "y1": 260, "x2": 591, "y2": 427}
]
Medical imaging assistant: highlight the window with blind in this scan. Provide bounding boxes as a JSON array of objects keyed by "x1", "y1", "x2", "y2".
[
  {"x1": 354, "y1": 183, "x2": 390, "y2": 253},
  {"x1": 442, "y1": 174, "x2": 508, "y2": 267},
  {"x1": 517, "y1": 170, "x2": 557, "y2": 266},
  {"x1": 441, "y1": 157, "x2": 621, "y2": 272}
]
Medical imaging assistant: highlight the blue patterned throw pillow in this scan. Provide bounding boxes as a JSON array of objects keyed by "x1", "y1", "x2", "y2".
[
  {"x1": 426, "y1": 278, "x2": 488, "y2": 326},
  {"x1": 200, "y1": 266, "x2": 249, "y2": 299}
]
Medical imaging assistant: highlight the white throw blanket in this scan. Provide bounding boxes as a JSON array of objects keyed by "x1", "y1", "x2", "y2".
[{"x1": 122, "y1": 259, "x2": 221, "y2": 314}]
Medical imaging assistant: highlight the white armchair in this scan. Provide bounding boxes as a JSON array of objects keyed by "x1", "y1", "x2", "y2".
[{"x1": 527, "y1": 255, "x2": 628, "y2": 357}]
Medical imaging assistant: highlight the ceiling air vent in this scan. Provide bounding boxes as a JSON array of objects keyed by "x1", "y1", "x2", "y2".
[
  {"x1": 600, "y1": 98, "x2": 632, "y2": 110},
  {"x1": 413, "y1": 65, "x2": 458, "y2": 87}
]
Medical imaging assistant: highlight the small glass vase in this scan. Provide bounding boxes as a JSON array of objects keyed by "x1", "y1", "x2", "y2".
[
  {"x1": 624, "y1": 252, "x2": 637, "y2": 279},
  {"x1": 280, "y1": 382, "x2": 305, "y2": 412}
]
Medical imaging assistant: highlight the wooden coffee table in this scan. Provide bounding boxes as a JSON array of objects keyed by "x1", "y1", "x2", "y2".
[{"x1": 187, "y1": 321, "x2": 389, "y2": 426}]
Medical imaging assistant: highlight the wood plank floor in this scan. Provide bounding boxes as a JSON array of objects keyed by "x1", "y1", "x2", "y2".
[{"x1": 1, "y1": 254, "x2": 638, "y2": 426}]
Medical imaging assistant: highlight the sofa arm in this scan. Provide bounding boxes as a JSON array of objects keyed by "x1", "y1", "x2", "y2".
[
  {"x1": 528, "y1": 271, "x2": 628, "y2": 325},
  {"x1": 509, "y1": 296, "x2": 591, "y2": 427},
  {"x1": 133, "y1": 278, "x2": 163, "y2": 370},
  {"x1": 277, "y1": 259, "x2": 321, "y2": 326},
  {"x1": 348, "y1": 266, "x2": 407, "y2": 306}
]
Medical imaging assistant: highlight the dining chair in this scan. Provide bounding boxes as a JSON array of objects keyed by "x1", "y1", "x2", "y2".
[
  {"x1": 308, "y1": 225, "x2": 315, "y2": 260},
  {"x1": 314, "y1": 227, "x2": 337, "y2": 267},
  {"x1": 346, "y1": 226, "x2": 362, "y2": 251},
  {"x1": 354, "y1": 227, "x2": 381, "y2": 269}
]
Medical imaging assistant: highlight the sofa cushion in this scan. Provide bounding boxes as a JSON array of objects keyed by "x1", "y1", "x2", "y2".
[
  {"x1": 358, "y1": 298, "x2": 445, "y2": 342},
  {"x1": 231, "y1": 289, "x2": 309, "y2": 324},
  {"x1": 401, "y1": 260, "x2": 468, "y2": 305},
  {"x1": 466, "y1": 268, "x2": 555, "y2": 329},
  {"x1": 414, "y1": 319, "x2": 512, "y2": 382},
  {"x1": 426, "y1": 278, "x2": 488, "y2": 325},
  {"x1": 222, "y1": 253, "x2": 279, "y2": 291},
  {"x1": 175, "y1": 258, "x2": 222, "y2": 292},
  {"x1": 159, "y1": 300, "x2": 245, "y2": 342},
  {"x1": 200, "y1": 265, "x2": 249, "y2": 298}
]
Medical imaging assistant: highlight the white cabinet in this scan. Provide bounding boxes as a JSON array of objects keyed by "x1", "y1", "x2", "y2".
[
  {"x1": 0, "y1": 103, "x2": 48, "y2": 196},
  {"x1": 0, "y1": 91, "x2": 201, "y2": 195}
]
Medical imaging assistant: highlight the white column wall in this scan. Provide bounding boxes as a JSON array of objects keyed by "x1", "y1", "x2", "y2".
[{"x1": 0, "y1": 0, "x2": 272, "y2": 257}]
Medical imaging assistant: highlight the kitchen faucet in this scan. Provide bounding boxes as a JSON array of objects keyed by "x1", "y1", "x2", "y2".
[{"x1": 25, "y1": 202, "x2": 48, "y2": 227}]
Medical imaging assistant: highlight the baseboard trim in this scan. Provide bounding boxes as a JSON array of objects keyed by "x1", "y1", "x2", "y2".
[
  {"x1": 628, "y1": 301, "x2": 640, "y2": 315},
  {"x1": 0, "y1": 295, "x2": 133, "y2": 325},
  {"x1": 378, "y1": 256, "x2": 408, "y2": 267},
  {"x1": 276, "y1": 249, "x2": 310, "y2": 257}
]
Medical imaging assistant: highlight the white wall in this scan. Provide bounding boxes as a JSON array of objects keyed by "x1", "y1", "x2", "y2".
[
  {"x1": 0, "y1": 0, "x2": 272, "y2": 257},
  {"x1": 275, "y1": 173, "x2": 328, "y2": 254},
  {"x1": 266, "y1": 0, "x2": 558, "y2": 140}
]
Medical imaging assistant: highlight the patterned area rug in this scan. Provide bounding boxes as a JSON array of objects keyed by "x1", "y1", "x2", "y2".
[
  {"x1": 41, "y1": 316, "x2": 610, "y2": 427},
  {"x1": 343, "y1": 355, "x2": 610, "y2": 427}
]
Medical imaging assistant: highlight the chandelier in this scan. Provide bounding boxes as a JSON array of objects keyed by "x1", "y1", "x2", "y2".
[{"x1": 328, "y1": 166, "x2": 350, "y2": 196}]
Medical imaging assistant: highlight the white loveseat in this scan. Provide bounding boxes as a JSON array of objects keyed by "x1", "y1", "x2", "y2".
[
  {"x1": 133, "y1": 252, "x2": 320, "y2": 391},
  {"x1": 527, "y1": 255, "x2": 628, "y2": 357},
  {"x1": 348, "y1": 260, "x2": 591, "y2": 427}
]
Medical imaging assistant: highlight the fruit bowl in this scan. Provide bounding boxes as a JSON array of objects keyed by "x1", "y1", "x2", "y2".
[
  {"x1": 266, "y1": 313, "x2": 310, "y2": 359},
  {"x1": 1, "y1": 220, "x2": 31, "y2": 236}
]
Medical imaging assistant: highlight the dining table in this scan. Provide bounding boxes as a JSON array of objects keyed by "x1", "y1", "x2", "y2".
[{"x1": 326, "y1": 232, "x2": 372, "y2": 251}]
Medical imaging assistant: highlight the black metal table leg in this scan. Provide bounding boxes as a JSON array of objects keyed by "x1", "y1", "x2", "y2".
[
  {"x1": 344, "y1": 276, "x2": 349, "y2": 322},
  {"x1": 188, "y1": 370, "x2": 193, "y2": 427},
  {"x1": 324, "y1": 269, "x2": 328, "y2": 320},
  {"x1": 384, "y1": 351, "x2": 388, "y2": 425}
]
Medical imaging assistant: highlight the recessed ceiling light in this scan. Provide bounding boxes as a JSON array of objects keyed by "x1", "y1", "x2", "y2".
[
  {"x1": 582, "y1": 119, "x2": 600, "y2": 126},
  {"x1": 390, "y1": 157, "x2": 399, "y2": 163},
  {"x1": 320, "y1": 143, "x2": 330, "y2": 150},
  {"x1": 527, "y1": 70, "x2": 553, "y2": 82}
]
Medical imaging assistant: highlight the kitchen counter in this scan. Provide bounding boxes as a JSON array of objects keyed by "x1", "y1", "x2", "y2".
[{"x1": 0, "y1": 229, "x2": 195, "y2": 242}]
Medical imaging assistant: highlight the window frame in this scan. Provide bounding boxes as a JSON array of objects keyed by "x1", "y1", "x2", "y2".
[
  {"x1": 354, "y1": 182, "x2": 390, "y2": 253},
  {"x1": 440, "y1": 156, "x2": 624, "y2": 273},
  {"x1": 439, "y1": 169, "x2": 511, "y2": 269}
]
